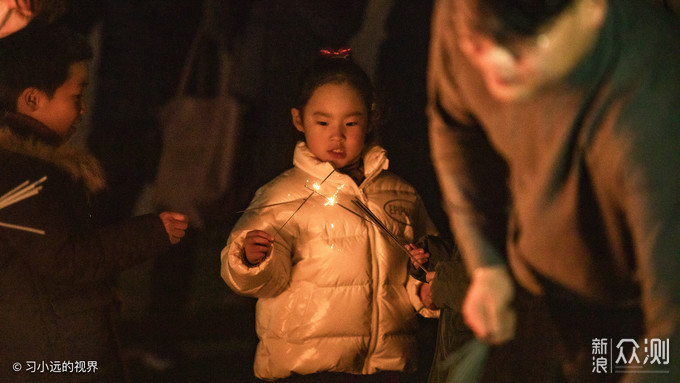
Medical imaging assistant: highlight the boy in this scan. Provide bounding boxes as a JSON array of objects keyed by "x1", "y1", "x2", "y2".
[{"x1": 0, "y1": 23, "x2": 188, "y2": 381}]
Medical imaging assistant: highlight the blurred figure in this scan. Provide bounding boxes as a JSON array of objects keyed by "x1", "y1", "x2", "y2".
[{"x1": 428, "y1": 0, "x2": 679, "y2": 381}]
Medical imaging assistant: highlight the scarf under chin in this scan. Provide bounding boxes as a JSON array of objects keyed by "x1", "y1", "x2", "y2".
[{"x1": 338, "y1": 157, "x2": 365, "y2": 186}]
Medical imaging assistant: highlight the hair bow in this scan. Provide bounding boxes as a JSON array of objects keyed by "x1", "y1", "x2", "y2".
[{"x1": 320, "y1": 47, "x2": 352, "y2": 59}]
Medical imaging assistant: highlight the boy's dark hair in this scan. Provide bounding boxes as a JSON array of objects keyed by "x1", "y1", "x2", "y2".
[
  {"x1": 293, "y1": 49, "x2": 379, "y2": 141},
  {"x1": 476, "y1": 0, "x2": 575, "y2": 41},
  {"x1": 0, "y1": 22, "x2": 91, "y2": 112}
]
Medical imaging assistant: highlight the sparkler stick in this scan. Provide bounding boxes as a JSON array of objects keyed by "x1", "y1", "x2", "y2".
[
  {"x1": 272, "y1": 169, "x2": 336, "y2": 238},
  {"x1": 0, "y1": 180, "x2": 29, "y2": 201},
  {"x1": 0, "y1": 188, "x2": 41, "y2": 210},
  {"x1": 0, "y1": 176, "x2": 48, "y2": 235},
  {"x1": 302, "y1": 185, "x2": 428, "y2": 274},
  {"x1": 236, "y1": 198, "x2": 305, "y2": 213},
  {"x1": 0, "y1": 176, "x2": 47, "y2": 210},
  {"x1": 0, "y1": 222, "x2": 45, "y2": 235},
  {"x1": 351, "y1": 198, "x2": 429, "y2": 274}
]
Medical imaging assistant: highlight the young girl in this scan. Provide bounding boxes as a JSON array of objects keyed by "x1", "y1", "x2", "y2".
[{"x1": 221, "y1": 49, "x2": 436, "y2": 382}]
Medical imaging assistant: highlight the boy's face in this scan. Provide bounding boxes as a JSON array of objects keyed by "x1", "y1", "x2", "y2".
[
  {"x1": 291, "y1": 82, "x2": 369, "y2": 169},
  {"x1": 453, "y1": 0, "x2": 607, "y2": 102},
  {"x1": 30, "y1": 61, "x2": 88, "y2": 141}
]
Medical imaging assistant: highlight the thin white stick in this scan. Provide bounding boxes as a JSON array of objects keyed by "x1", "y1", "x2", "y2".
[
  {"x1": 352, "y1": 198, "x2": 429, "y2": 273},
  {"x1": 0, "y1": 176, "x2": 47, "y2": 210},
  {"x1": 0, "y1": 187, "x2": 41, "y2": 210},
  {"x1": 0, "y1": 180, "x2": 29, "y2": 202},
  {"x1": 236, "y1": 199, "x2": 304, "y2": 213},
  {"x1": 0, "y1": 221, "x2": 45, "y2": 235}
]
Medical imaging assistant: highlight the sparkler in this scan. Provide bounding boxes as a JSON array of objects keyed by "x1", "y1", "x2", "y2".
[
  {"x1": 322, "y1": 183, "x2": 344, "y2": 206},
  {"x1": 303, "y1": 184, "x2": 428, "y2": 274},
  {"x1": 0, "y1": 176, "x2": 47, "y2": 235},
  {"x1": 238, "y1": 168, "x2": 429, "y2": 274},
  {"x1": 236, "y1": 198, "x2": 306, "y2": 213},
  {"x1": 351, "y1": 198, "x2": 429, "y2": 274},
  {"x1": 271, "y1": 169, "x2": 336, "y2": 238}
]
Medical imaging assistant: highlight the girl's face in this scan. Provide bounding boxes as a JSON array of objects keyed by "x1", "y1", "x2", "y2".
[{"x1": 291, "y1": 82, "x2": 370, "y2": 169}]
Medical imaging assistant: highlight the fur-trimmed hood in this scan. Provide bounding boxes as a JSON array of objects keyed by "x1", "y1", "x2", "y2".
[{"x1": 0, "y1": 122, "x2": 106, "y2": 194}]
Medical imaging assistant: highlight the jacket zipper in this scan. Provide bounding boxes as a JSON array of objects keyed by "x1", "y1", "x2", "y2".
[{"x1": 359, "y1": 190, "x2": 381, "y2": 374}]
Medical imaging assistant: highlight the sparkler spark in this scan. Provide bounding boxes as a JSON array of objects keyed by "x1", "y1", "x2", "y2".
[
  {"x1": 272, "y1": 169, "x2": 336, "y2": 238},
  {"x1": 323, "y1": 184, "x2": 344, "y2": 206}
]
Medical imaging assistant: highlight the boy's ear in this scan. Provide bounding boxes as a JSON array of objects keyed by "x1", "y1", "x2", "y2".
[
  {"x1": 17, "y1": 88, "x2": 46, "y2": 114},
  {"x1": 291, "y1": 108, "x2": 304, "y2": 132}
]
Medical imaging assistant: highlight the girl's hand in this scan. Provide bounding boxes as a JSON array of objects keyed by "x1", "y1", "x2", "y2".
[
  {"x1": 419, "y1": 281, "x2": 437, "y2": 310},
  {"x1": 405, "y1": 243, "x2": 430, "y2": 269},
  {"x1": 244, "y1": 230, "x2": 274, "y2": 265},
  {"x1": 425, "y1": 271, "x2": 436, "y2": 283}
]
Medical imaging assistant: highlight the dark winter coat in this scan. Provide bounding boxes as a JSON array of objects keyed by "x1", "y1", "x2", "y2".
[{"x1": 0, "y1": 112, "x2": 171, "y2": 382}]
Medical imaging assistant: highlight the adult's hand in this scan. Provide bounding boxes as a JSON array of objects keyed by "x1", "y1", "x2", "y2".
[{"x1": 462, "y1": 265, "x2": 516, "y2": 344}]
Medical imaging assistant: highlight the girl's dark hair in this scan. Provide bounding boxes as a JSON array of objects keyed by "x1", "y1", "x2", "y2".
[
  {"x1": 0, "y1": 23, "x2": 92, "y2": 112},
  {"x1": 293, "y1": 49, "x2": 379, "y2": 141},
  {"x1": 477, "y1": 0, "x2": 575, "y2": 40}
]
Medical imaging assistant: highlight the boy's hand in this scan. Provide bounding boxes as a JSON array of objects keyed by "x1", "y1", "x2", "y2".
[
  {"x1": 244, "y1": 230, "x2": 274, "y2": 265},
  {"x1": 159, "y1": 212, "x2": 188, "y2": 244},
  {"x1": 405, "y1": 243, "x2": 430, "y2": 270}
]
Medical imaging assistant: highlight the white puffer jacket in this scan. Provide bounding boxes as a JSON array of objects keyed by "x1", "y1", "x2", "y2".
[{"x1": 221, "y1": 142, "x2": 437, "y2": 380}]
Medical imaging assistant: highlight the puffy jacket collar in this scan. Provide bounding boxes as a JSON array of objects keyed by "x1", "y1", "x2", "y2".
[
  {"x1": 292, "y1": 141, "x2": 389, "y2": 187},
  {"x1": 1, "y1": 111, "x2": 64, "y2": 146},
  {"x1": 0, "y1": 113, "x2": 106, "y2": 193}
]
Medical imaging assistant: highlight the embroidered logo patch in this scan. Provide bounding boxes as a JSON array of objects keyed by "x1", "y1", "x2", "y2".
[{"x1": 383, "y1": 199, "x2": 415, "y2": 226}]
